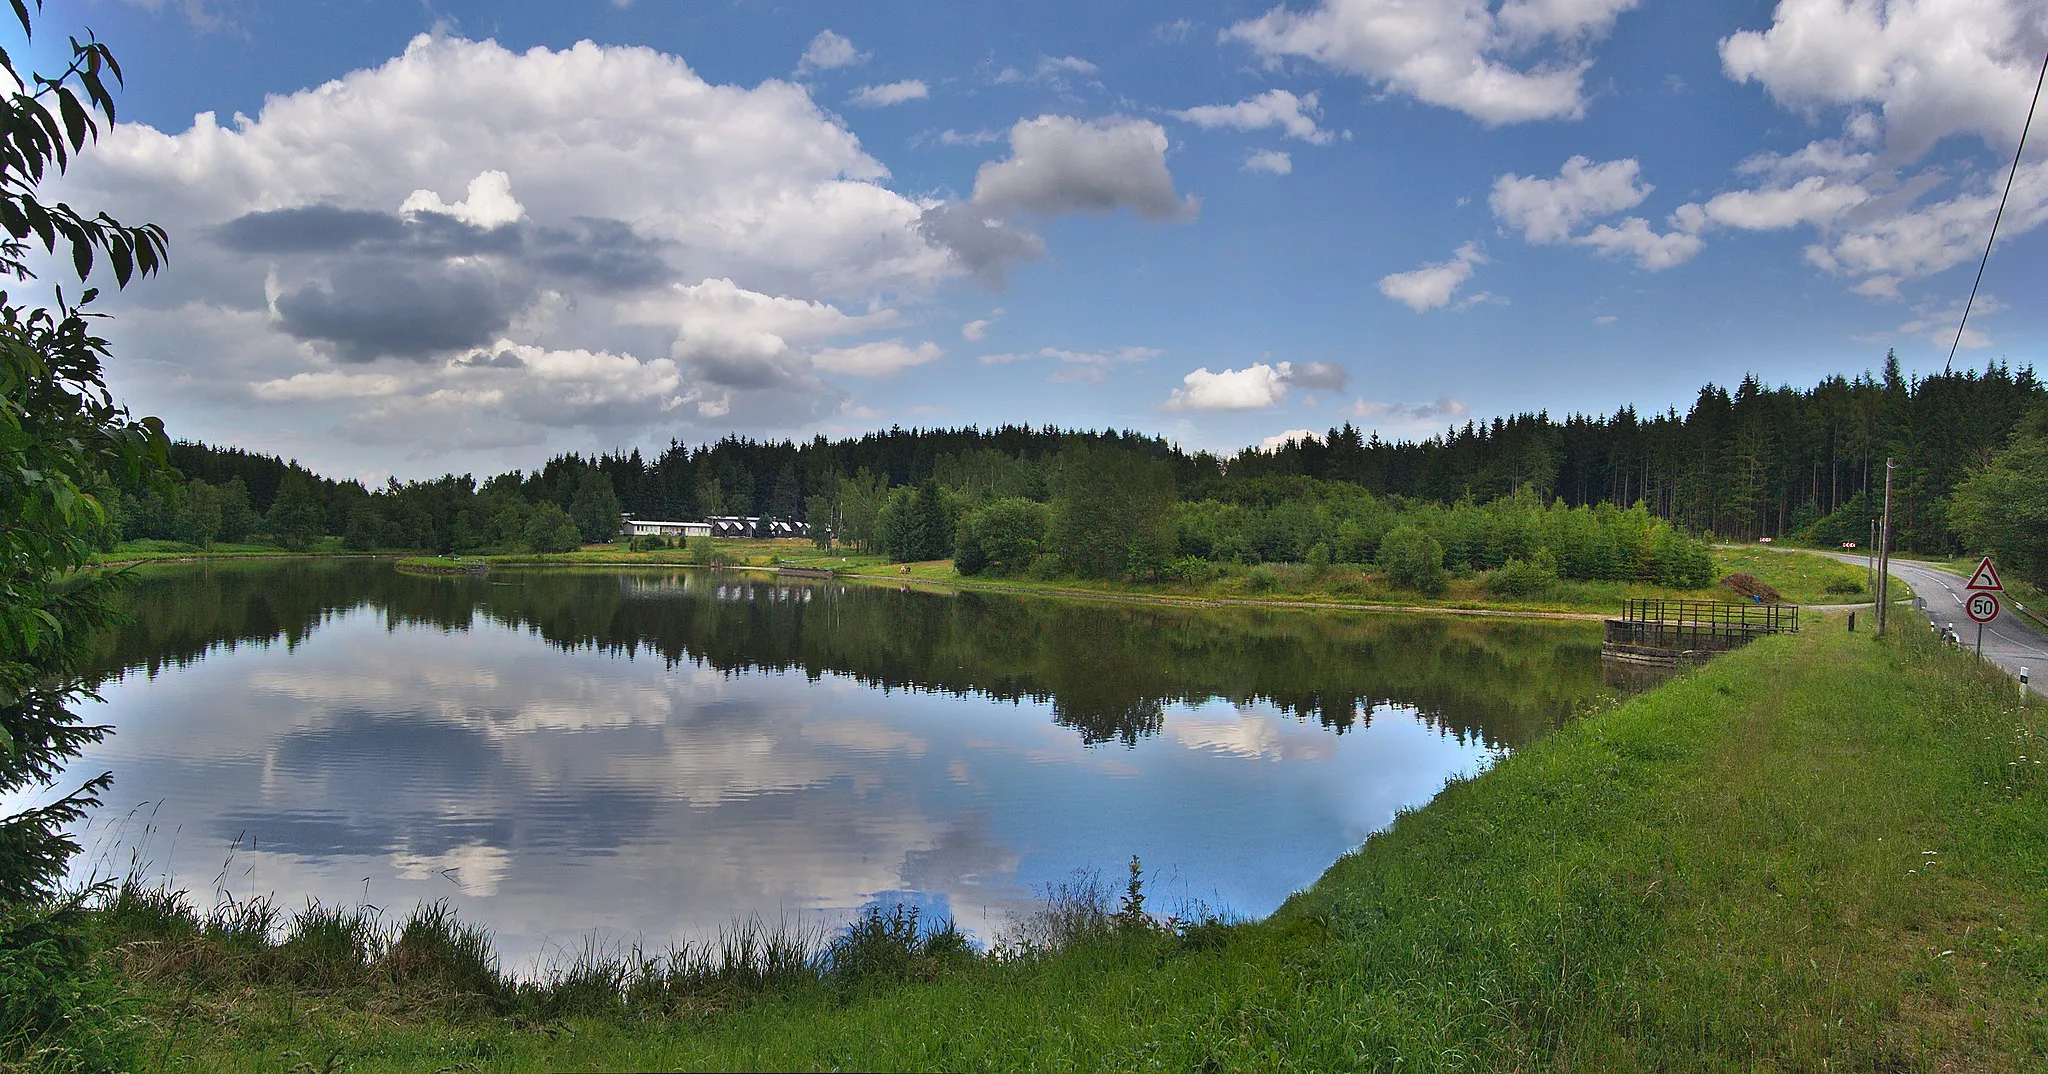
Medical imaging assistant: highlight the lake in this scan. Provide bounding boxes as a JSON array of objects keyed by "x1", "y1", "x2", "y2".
[{"x1": 63, "y1": 560, "x2": 1626, "y2": 969}]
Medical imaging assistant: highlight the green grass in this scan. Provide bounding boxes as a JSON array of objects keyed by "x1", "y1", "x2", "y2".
[
  {"x1": 828, "y1": 544, "x2": 1870, "y2": 619},
  {"x1": 91, "y1": 537, "x2": 351, "y2": 563},
  {"x1": 98, "y1": 613, "x2": 2047, "y2": 1071},
  {"x1": 393, "y1": 554, "x2": 483, "y2": 574},
  {"x1": 1711, "y1": 544, "x2": 1875, "y2": 603}
]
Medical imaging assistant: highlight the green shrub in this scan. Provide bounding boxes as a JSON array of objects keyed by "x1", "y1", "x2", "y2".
[
  {"x1": 685, "y1": 535, "x2": 736, "y2": 566},
  {"x1": 1377, "y1": 524, "x2": 1447, "y2": 595},
  {"x1": 1305, "y1": 541, "x2": 1332, "y2": 579},
  {"x1": 1488, "y1": 554, "x2": 1559, "y2": 597},
  {"x1": 1241, "y1": 565, "x2": 1283, "y2": 594},
  {"x1": 955, "y1": 498, "x2": 1049, "y2": 576},
  {"x1": 1164, "y1": 555, "x2": 1220, "y2": 585}
]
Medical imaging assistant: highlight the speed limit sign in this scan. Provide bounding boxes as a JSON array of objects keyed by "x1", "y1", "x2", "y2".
[{"x1": 1967, "y1": 591, "x2": 2001, "y2": 624}]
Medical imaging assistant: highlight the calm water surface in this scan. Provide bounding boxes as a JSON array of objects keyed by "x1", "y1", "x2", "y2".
[{"x1": 67, "y1": 560, "x2": 1623, "y2": 968}]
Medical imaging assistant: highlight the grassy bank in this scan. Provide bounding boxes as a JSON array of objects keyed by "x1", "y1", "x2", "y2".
[
  {"x1": 90, "y1": 537, "x2": 348, "y2": 563},
  {"x1": 90, "y1": 538, "x2": 1875, "y2": 619},
  {"x1": 392, "y1": 554, "x2": 487, "y2": 574},
  {"x1": 87, "y1": 612, "x2": 2043, "y2": 1071},
  {"x1": 471, "y1": 540, "x2": 1873, "y2": 618}
]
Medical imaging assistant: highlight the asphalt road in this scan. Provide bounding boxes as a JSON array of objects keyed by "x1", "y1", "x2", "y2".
[{"x1": 1790, "y1": 547, "x2": 2048, "y2": 700}]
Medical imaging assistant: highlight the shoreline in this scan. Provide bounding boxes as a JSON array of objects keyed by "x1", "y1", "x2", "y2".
[{"x1": 94, "y1": 545, "x2": 1887, "y2": 626}]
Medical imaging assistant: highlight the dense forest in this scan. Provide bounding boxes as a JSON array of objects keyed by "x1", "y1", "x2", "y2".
[{"x1": 109, "y1": 353, "x2": 2048, "y2": 585}]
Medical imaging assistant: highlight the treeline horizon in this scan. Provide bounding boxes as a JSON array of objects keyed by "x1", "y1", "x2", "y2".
[{"x1": 125, "y1": 353, "x2": 2040, "y2": 560}]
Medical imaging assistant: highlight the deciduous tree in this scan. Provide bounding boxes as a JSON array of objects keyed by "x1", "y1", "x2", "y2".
[{"x1": 0, "y1": 2, "x2": 169, "y2": 1064}]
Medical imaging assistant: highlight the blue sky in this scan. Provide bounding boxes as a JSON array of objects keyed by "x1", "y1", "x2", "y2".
[{"x1": 45, "y1": 0, "x2": 2048, "y2": 480}]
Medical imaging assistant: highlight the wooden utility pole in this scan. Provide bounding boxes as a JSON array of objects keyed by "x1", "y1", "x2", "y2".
[{"x1": 1876, "y1": 457, "x2": 1894, "y2": 635}]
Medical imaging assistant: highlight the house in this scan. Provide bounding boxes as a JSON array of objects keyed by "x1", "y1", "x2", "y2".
[
  {"x1": 705, "y1": 516, "x2": 811, "y2": 539},
  {"x1": 620, "y1": 517, "x2": 712, "y2": 539}
]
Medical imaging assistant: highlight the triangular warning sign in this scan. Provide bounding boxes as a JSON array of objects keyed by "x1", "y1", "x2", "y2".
[{"x1": 1966, "y1": 557, "x2": 2003, "y2": 592}]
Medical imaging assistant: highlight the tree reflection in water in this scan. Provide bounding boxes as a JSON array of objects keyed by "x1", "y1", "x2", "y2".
[{"x1": 91, "y1": 561, "x2": 1623, "y2": 750}]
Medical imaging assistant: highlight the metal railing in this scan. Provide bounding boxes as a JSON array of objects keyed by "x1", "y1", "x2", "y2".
[{"x1": 1617, "y1": 598, "x2": 1800, "y2": 636}]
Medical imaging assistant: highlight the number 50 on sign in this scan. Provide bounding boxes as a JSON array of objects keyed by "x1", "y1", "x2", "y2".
[{"x1": 1967, "y1": 591, "x2": 2000, "y2": 624}]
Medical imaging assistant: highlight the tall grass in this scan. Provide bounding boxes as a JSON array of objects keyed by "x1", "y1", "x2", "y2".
[{"x1": 90, "y1": 873, "x2": 1193, "y2": 1023}]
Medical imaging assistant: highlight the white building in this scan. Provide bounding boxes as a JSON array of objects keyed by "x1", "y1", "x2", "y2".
[{"x1": 620, "y1": 518, "x2": 712, "y2": 539}]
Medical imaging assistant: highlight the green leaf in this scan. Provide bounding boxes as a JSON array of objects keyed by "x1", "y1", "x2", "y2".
[{"x1": 55, "y1": 87, "x2": 87, "y2": 151}]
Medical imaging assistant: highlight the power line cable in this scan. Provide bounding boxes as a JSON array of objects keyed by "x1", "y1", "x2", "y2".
[{"x1": 1947, "y1": 48, "x2": 2048, "y2": 375}]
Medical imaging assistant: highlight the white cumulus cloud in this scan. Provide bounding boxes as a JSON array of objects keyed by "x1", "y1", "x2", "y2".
[
  {"x1": 797, "y1": 29, "x2": 867, "y2": 74},
  {"x1": 1172, "y1": 89, "x2": 1334, "y2": 144},
  {"x1": 1224, "y1": 0, "x2": 1643, "y2": 125},
  {"x1": 848, "y1": 80, "x2": 929, "y2": 107},
  {"x1": 399, "y1": 169, "x2": 524, "y2": 228},
  {"x1": 1162, "y1": 359, "x2": 1346, "y2": 411},
  {"x1": 1805, "y1": 163, "x2": 2048, "y2": 280},
  {"x1": 1166, "y1": 362, "x2": 1292, "y2": 411},
  {"x1": 1719, "y1": 0, "x2": 2048, "y2": 160},
  {"x1": 1379, "y1": 242, "x2": 1488, "y2": 311},
  {"x1": 961, "y1": 310, "x2": 1002, "y2": 341},
  {"x1": 1490, "y1": 156, "x2": 1704, "y2": 271},
  {"x1": 1573, "y1": 217, "x2": 1704, "y2": 271},
  {"x1": 1697, "y1": 175, "x2": 1870, "y2": 231},
  {"x1": 1244, "y1": 150, "x2": 1293, "y2": 174},
  {"x1": 1490, "y1": 156, "x2": 1651, "y2": 243}
]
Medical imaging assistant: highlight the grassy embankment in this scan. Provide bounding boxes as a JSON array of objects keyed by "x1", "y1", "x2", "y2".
[
  {"x1": 88, "y1": 612, "x2": 2044, "y2": 1071},
  {"x1": 97, "y1": 537, "x2": 1877, "y2": 617},
  {"x1": 430, "y1": 540, "x2": 1875, "y2": 618},
  {"x1": 90, "y1": 537, "x2": 351, "y2": 563}
]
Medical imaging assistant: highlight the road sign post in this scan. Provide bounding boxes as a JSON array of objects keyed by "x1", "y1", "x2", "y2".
[
  {"x1": 1966, "y1": 590, "x2": 2000, "y2": 657},
  {"x1": 1877, "y1": 459, "x2": 1893, "y2": 636}
]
